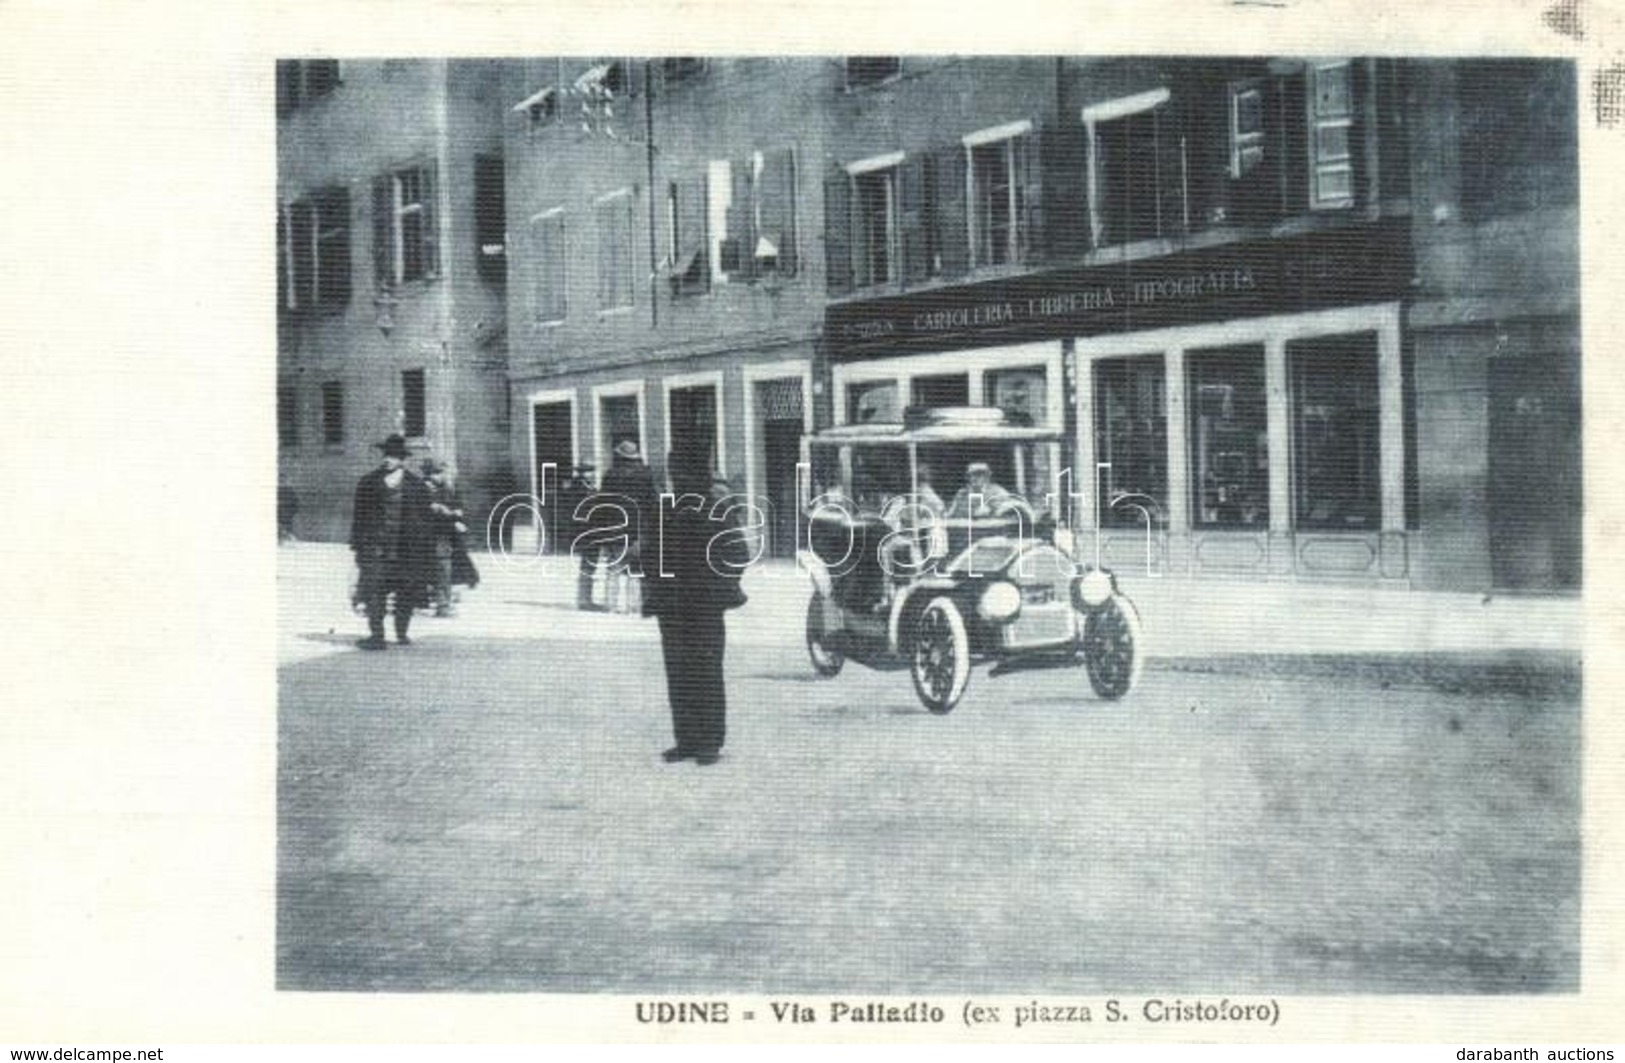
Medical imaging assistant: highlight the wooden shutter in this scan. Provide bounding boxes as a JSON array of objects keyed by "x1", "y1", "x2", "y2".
[
  {"x1": 419, "y1": 162, "x2": 441, "y2": 277},
  {"x1": 726, "y1": 156, "x2": 756, "y2": 281},
  {"x1": 276, "y1": 206, "x2": 288, "y2": 312},
  {"x1": 372, "y1": 175, "x2": 394, "y2": 288},
  {"x1": 1156, "y1": 108, "x2": 1187, "y2": 237},
  {"x1": 933, "y1": 144, "x2": 969, "y2": 278},
  {"x1": 897, "y1": 154, "x2": 929, "y2": 284},
  {"x1": 823, "y1": 168, "x2": 853, "y2": 295}
]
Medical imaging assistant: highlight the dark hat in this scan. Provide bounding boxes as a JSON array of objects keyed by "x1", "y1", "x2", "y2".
[{"x1": 376, "y1": 434, "x2": 410, "y2": 459}]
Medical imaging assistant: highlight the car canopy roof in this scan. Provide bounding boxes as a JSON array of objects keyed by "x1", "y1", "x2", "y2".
[{"x1": 810, "y1": 406, "x2": 1062, "y2": 446}]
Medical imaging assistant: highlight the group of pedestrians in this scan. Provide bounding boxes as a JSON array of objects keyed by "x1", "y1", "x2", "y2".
[
  {"x1": 348, "y1": 434, "x2": 478, "y2": 650},
  {"x1": 348, "y1": 432, "x2": 746, "y2": 767}
]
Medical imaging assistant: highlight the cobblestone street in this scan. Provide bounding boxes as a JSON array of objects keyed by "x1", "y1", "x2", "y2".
[{"x1": 277, "y1": 544, "x2": 1581, "y2": 993}]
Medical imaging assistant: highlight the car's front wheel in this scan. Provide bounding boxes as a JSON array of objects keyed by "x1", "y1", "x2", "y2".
[
  {"x1": 806, "y1": 592, "x2": 845, "y2": 677},
  {"x1": 911, "y1": 596, "x2": 970, "y2": 714},
  {"x1": 1081, "y1": 593, "x2": 1144, "y2": 700}
]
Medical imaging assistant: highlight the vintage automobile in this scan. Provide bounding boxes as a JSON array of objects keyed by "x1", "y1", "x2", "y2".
[{"x1": 799, "y1": 406, "x2": 1144, "y2": 714}]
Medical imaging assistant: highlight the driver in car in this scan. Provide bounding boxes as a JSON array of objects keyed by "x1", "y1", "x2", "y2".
[{"x1": 947, "y1": 461, "x2": 1011, "y2": 518}]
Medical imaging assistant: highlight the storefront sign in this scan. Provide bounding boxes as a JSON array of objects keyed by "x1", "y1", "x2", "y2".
[{"x1": 825, "y1": 220, "x2": 1412, "y2": 360}]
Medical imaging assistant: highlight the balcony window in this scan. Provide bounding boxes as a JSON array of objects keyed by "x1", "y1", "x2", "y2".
[
  {"x1": 1085, "y1": 88, "x2": 1185, "y2": 247},
  {"x1": 965, "y1": 122, "x2": 1036, "y2": 268},
  {"x1": 280, "y1": 187, "x2": 351, "y2": 313}
]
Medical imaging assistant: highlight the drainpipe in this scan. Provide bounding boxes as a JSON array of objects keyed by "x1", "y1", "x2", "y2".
[{"x1": 645, "y1": 60, "x2": 659, "y2": 329}]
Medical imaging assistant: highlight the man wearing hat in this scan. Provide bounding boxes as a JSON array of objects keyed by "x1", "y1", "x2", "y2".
[
  {"x1": 948, "y1": 460, "x2": 1011, "y2": 519},
  {"x1": 349, "y1": 433, "x2": 435, "y2": 649}
]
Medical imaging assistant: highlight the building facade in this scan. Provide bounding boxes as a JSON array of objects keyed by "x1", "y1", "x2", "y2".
[
  {"x1": 489, "y1": 56, "x2": 1579, "y2": 592},
  {"x1": 277, "y1": 58, "x2": 513, "y2": 542}
]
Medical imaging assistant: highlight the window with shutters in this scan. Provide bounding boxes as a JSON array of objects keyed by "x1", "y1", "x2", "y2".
[
  {"x1": 279, "y1": 187, "x2": 352, "y2": 313},
  {"x1": 531, "y1": 208, "x2": 568, "y2": 324},
  {"x1": 965, "y1": 122, "x2": 1039, "y2": 269},
  {"x1": 276, "y1": 60, "x2": 342, "y2": 118},
  {"x1": 853, "y1": 167, "x2": 898, "y2": 288},
  {"x1": 373, "y1": 162, "x2": 440, "y2": 289},
  {"x1": 595, "y1": 188, "x2": 635, "y2": 312},
  {"x1": 321, "y1": 381, "x2": 345, "y2": 446},
  {"x1": 1086, "y1": 88, "x2": 1187, "y2": 248},
  {"x1": 1220, "y1": 60, "x2": 1369, "y2": 222}
]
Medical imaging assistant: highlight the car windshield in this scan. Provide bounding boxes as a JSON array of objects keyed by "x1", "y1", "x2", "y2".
[{"x1": 809, "y1": 437, "x2": 1061, "y2": 520}]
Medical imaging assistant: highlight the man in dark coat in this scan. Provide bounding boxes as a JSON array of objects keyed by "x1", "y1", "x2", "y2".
[
  {"x1": 350, "y1": 434, "x2": 435, "y2": 650},
  {"x1": 642, "y1": 445, "x2": 748, "y2": 766}
]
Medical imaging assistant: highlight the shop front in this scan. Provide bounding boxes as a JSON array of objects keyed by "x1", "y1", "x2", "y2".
[{"x1": 823, "y1": 219, "x2": 1414, "y2": 583}]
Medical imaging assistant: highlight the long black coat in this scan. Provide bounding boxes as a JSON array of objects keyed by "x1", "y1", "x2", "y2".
[
  {"x1": 350, "y1": 466, "x2": 437, "y2": 606},
  {"x1": 642, "y1": 485, "x2": 749, "y2": 618}
]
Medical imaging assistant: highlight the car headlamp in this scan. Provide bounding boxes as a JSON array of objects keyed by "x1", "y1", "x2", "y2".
[
  {"x1": 1072, "y1": 569, "x2": 1114, "y2": 610},
  {"x1": 977, "y1": 581, "x2": 1022, "y2": 622}
]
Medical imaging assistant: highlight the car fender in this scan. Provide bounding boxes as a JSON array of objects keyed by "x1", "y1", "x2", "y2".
[{"x1": 888, "y1": 577, "x2": 961, "y2": 653}]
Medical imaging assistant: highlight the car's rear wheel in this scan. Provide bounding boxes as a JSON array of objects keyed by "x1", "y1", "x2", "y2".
[
  {"x1": 911, "y1": 596, "x2": 970, "y2": 714},
  {"x1": 806, "y1": 592, "x2": 845, "y2": 677},
  {"x1": 1081, "y1": 593, "x2": 1144, "y2": 700}
]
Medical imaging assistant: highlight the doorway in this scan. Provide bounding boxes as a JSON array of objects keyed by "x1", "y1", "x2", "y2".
[
  {"x1": 532, "y1": 399, "x2": 574, "y2": 553},
  {"x1": 1487, "y1": 352, "x2": 1581, "y2": 591}
]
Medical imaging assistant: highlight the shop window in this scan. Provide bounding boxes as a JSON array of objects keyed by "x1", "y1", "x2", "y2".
[
  {"x1": 987, "y1": 366, "x2": 1048, "y2": 427},
  {"x1": 1094, "y1": 357, "x2": 1167, "y2": 527},
  {"x1": 595, "y1": 189, "x2": 635, "y2": 312},
  {"x1": 373, "y1": 162, "x2": 440, "y2": 288},
  {"x1": 1289, "y1": 333, "x2": 1380, "y2": 530},
  {"x1": 531, "y1": 208, "x2": 567, "y2": 324},
  {"x1": 321, "y1": 381, "x2": 345, "y2": 446},
  {"x1": 280, "y1": 187, "x2": 351, "y2": 313},
  {"x1": 1188, "y1": 346, "x2": 1269, "y2": 529},
  {"x1": 967, "y1": 129, "x2": 1037, "y2": 268},
  {"x1": 474, "y1": 154, "x2": 506, "y2": 286},
  {"x1": 402, "y1": 368, "x2": 426, "y2": 439},
  {"x1": 1086, "y1": 89, "x2": 1185, "y2": 247},
  {"x1": 845, "y1": 57, "x2": 901, "y2": 90},
  {"x1": 278, "y1": 385, "x2": 299, "y2": 449},
  {"x1": 847, "y1": 380, "x2": 900, "y2": 424}
]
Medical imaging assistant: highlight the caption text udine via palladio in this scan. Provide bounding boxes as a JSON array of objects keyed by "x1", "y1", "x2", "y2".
[{"x1": 634, "y1": 997, "x2": 1280, "y2": 1028}]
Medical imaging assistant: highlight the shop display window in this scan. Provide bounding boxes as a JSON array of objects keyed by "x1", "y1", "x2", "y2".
[
  {"x1": 1289, "y1": 332, "x2": 1380, "y2": 530},
  {"x1": 1094, "y1": 356, "x2": 1168, "y2": 528},
  {"x1": 1188, "y1": 345, "x2": 1269, "y2": 528}
]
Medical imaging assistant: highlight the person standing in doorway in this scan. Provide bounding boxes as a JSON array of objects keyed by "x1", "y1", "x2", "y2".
[
  {"x1": 600, "y1": 439, "x2": 660, "y2": 615},
  {"x1": 350, "y1": 434, "x2": 434, "y2": 650},
  {"x1": 421, "y1": 458, "x2": 462, "y2": 617},
  {"x1": 642, "y1": 444, "x2": 748, "y2": 766}
]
